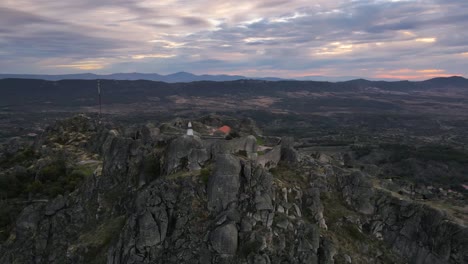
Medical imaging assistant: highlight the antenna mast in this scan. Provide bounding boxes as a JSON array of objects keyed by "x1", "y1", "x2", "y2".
[{"x1": 97, "y1": 80, "x2": 102, "y2": 123}]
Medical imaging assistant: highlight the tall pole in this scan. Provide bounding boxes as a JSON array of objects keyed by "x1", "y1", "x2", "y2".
[{"x1": 97, "y1": 80, "x2": 102, "y2": 123}]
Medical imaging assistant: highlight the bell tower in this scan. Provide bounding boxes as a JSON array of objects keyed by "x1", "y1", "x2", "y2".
[{"x1": 187, "y1": 121, "x2": 194, "y2": 136}]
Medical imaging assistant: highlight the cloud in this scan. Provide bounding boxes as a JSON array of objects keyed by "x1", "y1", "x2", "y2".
[{"x1": 0, "y1": 0, "x2": 466, "y2": 79}]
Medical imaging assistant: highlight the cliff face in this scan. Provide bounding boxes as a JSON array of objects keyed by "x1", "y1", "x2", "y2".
[
  {"x1": 0, "y1": 116, "x2": 466, "y2": 264},
  {"x1": 371, "y1": 190, "x2": 467, "y2": 264},
  {"x1": 331, "y1": 170, "x2": 467, "y2": 264}
]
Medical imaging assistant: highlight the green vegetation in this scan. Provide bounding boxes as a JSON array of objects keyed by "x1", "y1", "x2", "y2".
[
  {"x1": 39, "y1": 158, "x2": 67, "y2": 182},
  {"x1": 256, "y1": 137, "x2": 265, "y2": 146},
  {"x1": 78, "y1": 216, "x2": 126, "y2": 263},
  {"x1": 39, "y1": 161, "x2": 98, "y2": 198},
  {"x1": 417, "y1": 145, "x2": 468, "y2": 163},
  {"x1": 0, "y1": 172, "x2": 26, "y2": 199},
  {"x1": 321, "y1": 192, "x2": 356, "y2": 225},
  {"x1": 378, "y1": 143, "x2": 468, "y2": 191},
  {"x1": 167, "y1": 170, "x2": 192, "y2": 179},
  {"x1": 0, "y1": 156, "x2": 98, "y2": 201},
  {"x1": 0, "y1": 148, "x2": 37, "y2": 168},
  {"x1": 236, "y1": 150, "x2": 248, "y2": 157},
  {"x1": 321, "y1": 191, "x2": 401, "y2": 263},
  {"x1": 380, "y1": 143, "x2": 468, "y2": 164},
  {"x1": 0, "y1": 148, "x2": 38, "y2": 199},
  {"x1": 143, "y1": 154, "x2": 161, "y2": 179},
  {"x1": 180, "y1": 157, "x2": 189, "y2": 168},
  {"x1": 199, "y1": 166, "x2": 212, "y2": 185},
  {"x1": 25, "y1": 180, "x2": 44, "y2": 194},
  {"x1": 269, "y1": 163, "x2": 307, "y2": 184},
  {"x1": 351, "y1": 145, "x2": 373, "y2": 159},
  {"x1": 226, "y1": 131, "x2": 240, "y2": 140}
]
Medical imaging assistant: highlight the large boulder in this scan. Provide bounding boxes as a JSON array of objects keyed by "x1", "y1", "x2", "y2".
[
  {"x1": 303, "y1": 188, "x2": 327, "y2": 229},
  {"x1": 257, "y1": 145, "x2": 281, "y2": 169},
  {"x1": 212, "y1": 135, "x2": 258, "y2": 160},
  {"x1": 280, "y1": 137, "x2": 300, "y2": 164},
  {"x1": 371, "y1": 190, "x2": 468, "y2": 264},
  {"x1": 210, "y1": 223, "x2": 238, "y2": 255},
  {"x1": 136, "y1": 209, "x2": 168, "y2": 250},
  {"x1": 208, "y1": 154, "x2": 241, "y2": 212},
  {"x1": 44, "y1": 195, "x2": 67, "y2": 216},
  {"x1": 337, "y1": 171, "x2": 375, "y2": 215},
  {"x1": 164, "y1": 135, "x2": 209, "y2": 174}
]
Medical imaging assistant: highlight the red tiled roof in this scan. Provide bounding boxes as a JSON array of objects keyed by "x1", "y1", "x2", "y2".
[{"x1": 218, "y1": 125, "x2": 231, "y2": 134}]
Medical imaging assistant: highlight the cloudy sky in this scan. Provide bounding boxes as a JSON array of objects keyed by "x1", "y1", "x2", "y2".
[{"x1": 1, "y1": 0, "x2": 467, "y2": 79}]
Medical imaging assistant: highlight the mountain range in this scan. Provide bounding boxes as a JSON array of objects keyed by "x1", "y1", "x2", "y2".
[
  {"x1": 0, "y1": 72, "x2": 407, "y2": 82},
  {"x1": 0, "y1": 72, "x2": 280, "y2": 82}
]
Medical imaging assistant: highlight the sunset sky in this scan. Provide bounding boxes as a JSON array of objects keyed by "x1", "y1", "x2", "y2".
[{"x1": 1, "y1": 0, "x2": 467, "y2": 80}]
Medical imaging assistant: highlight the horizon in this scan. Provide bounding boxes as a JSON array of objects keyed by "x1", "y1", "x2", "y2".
[
  {"x1": 1, "y1": 0, "x2": 467, "y2": 80},
  {"x1": 0, "y1": 71, "x2": 466, "y2": 82}
]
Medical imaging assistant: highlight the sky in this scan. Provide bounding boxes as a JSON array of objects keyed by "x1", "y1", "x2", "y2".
[{"x1": 1, "y1": 0, "x2": 467, "y2": 80}]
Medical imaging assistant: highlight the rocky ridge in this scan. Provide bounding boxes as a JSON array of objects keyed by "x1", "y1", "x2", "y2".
[{"x1": 0, "y1": 115, "x2": 466, "y2": 263}]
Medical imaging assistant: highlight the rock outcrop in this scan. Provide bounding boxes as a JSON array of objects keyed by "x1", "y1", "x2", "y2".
[
  {"x1": 1, "y1": 115, "x2": 466, "y2": 264},
  {"x1": 332, "y1": 169, "x2": 468, "y2": 264},
  {"x1": 212, "y1": 135, "x2": 258, "y2": 160},
  {"x1": 164, "y1": 135, "x2": 209, "y2": 174},
  {"x1": 207, "y1": 154, "x2": 241, "y2": 212}
]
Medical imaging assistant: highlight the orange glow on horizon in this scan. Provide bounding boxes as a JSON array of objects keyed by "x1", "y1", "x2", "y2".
[
  {"x1": 374, "y1": 68, "x2": 463, "y2": 80},
  {"x1": 375, "y1": 73, "x2": 461, "y2": 80}
]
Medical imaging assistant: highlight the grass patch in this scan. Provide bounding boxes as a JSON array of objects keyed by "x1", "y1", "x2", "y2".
[
  {"x1": 256, "y1": 137, "x2": 265, "y2": 146},
  {"x1": 167, "y1": 170, "x2": 192, "y2": 179},
  {"x1": 269, "y1": 163, "x2": 306, "y2": 184},
  {"x1": 78, "y1": 216, "x2": 126, "y2": 263},
  {"x1": 321, "y1": 192, "x2": 357, "y2": 225},
  {"x1": 199, "y1": 165, "x2": 212, "y2": 185}
]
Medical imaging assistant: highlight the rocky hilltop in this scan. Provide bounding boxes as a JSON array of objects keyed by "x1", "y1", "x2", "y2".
[{"x1": 0, "y1": 115, "x2": 466, "y2": 264}]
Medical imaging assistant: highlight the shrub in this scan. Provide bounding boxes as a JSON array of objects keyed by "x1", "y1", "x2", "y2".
[
  {"x1": 180, "y1": 157, "x2": 189, "y2": 168},
  {"x1": 144, "y1": 155, "x2": 161, "y2": 177},
  {"x1": 0, "y1": 174, "x2": 22, "y2": 198},
  {"x1": 226, "y1": 131, "x2": 240, "y2": 140},
  {"x1": 351, "y1": 145, "x2": 373, "y2": 159},
  {"x1": 256, "y1": 137, "x2": 265, "y2": 146},
  {"x1": 26, "y1": 180, "x2": 43, "y2": 194},
  {"x1": 237, "y1": 150, "x2": 248, "y2": 157},
  {"x1": 199, "y1": 167, "x2": 211, "y2": 184},
  {"x1": 69, "y1": 169, "x2": 87, "y2": 180},
  {"x1": 40, "y1": 159, "x2": 67, "y2": 182},
  {"x1": 43, "y1": 183, "x2": 63, "y2": 197},
  {"x1": 79, "y1": 216, "x2": 126, "y2": 263},
  {"x1": 0, "y1": 148, "x2": 37, "y2": 168}
]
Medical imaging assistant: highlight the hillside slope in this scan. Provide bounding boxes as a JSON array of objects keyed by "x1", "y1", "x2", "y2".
[{"x1": 0, "y1": 115, "x2": 466, "y2": 263}]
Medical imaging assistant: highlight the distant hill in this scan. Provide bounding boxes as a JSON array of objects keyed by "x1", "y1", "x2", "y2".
[
  {"x1": 0, "y1": 72, "x2": 283, "y2": 83},
  {"x1": 0, "y1": 76, "x2": 466, "y2": 110},
  {"x1": 1, "y1": 72, "x2": 454, "y2": 83}
]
